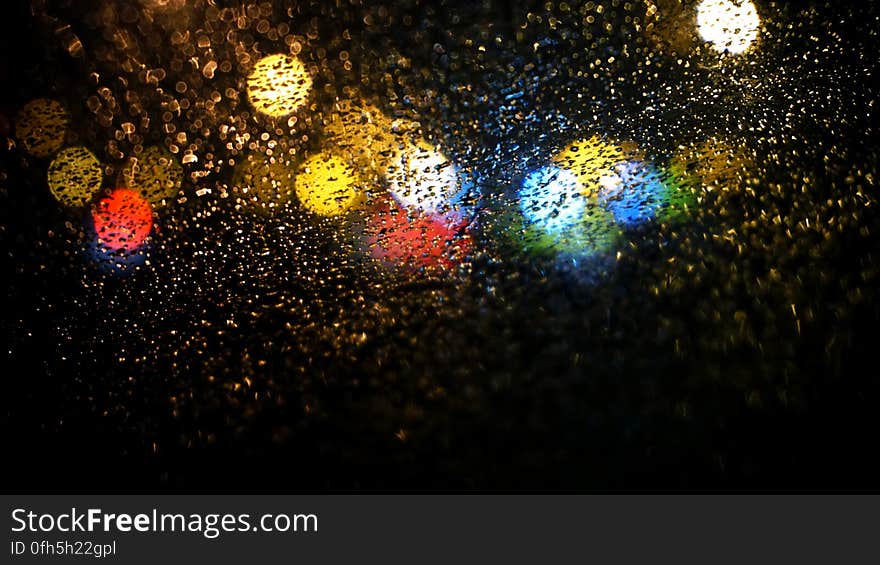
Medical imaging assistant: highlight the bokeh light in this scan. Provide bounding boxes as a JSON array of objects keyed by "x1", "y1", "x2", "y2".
[
  {"x1": 232, "y1": 152, "x2": 296, "y2": 214},
  {"x1": 670, "y1": 138, "x2": 753, "y2": 191},
  {"x1": 386, "y1": 139, "x2": 464, "y2": 214},
  {"x1": 521, "y1": 202, "x2": 622, "y2": 258},
  {"x1": 6, "y1": 0, "x2": 879, "y2": 493},
  {"x1": 295, "y1": 153, "x2": 361, "y2": 217},
  {"x1": 47, "y1": 146, "x2": 103, "y2": 208},
  {"x1": 120, "y1": 146, "x2": 183, "y2": 207},
  {"x1": 519, "y1": 166, "x2": 586, "y2": 235},
  {"x1": 322, "y1": 99, "x2": 414, "y2": 178},
  {"x1": 365, "y1": 197, "x2": 471, "y2": 270},
  {"x1": 515, "y1": 165, "x2": 621, "y2": 257},
  {"x1": 655, "y1": 164, "x2": 701, "y2": 224},
  {"x1": 91, "y1": 188, "x2": 153, "y2": 252},
  {"x1": 14, "y1": 98, "x2": 69, "y2": 158},
  {"x1": 553, "y1": 136, "x2": 631, "y2": 196},
  {"x1": 597, "y1": 160, "x2": 669, "y2": 227},
  {"x1": 246, "y1": 54, "x2": 313, "y2": 118},
  {"x1": 696, "y1": 0, "x2": 761, "y2": 55}
]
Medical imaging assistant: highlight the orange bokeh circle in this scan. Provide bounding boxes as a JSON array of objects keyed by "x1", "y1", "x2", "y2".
[{"x1": 91, "y1": 188, "x2": 153, "y2": 252}]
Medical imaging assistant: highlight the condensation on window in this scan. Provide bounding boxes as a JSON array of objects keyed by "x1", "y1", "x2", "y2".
[{"x1": 2, "y1": 0, "x2": 878, "y2": 488}]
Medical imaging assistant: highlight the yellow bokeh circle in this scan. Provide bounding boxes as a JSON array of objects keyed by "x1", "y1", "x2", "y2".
[
  {"x1": 295, "y1": 154, "x2": 361, "y2": 217},
  {"x1": 120, "y1": 146, "x2": 183, "y2": 206},
  {"x1": 47, "y1": 146, "x2": 103, "y2": 208},
  {"x1": 322, "y1": 98, "x2": 421, "y2": 177},
  {"x1": 232, "y1": 152, "x2": 296, "y2": 214},
  {"x1": 553, "y1": 136, "x2": 632, "y2": 196},
  {"x1": 15, "y1": 98, "x2": 70, "y2": 158},
  {"x1": 247, "y1": 54, "x2": 312, "y2": 118}
]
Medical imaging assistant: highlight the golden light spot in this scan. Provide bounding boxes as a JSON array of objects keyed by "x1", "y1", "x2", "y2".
[
  {"x1": 120, "y1": 146, "x2": 183, "y2": 206},
  {"x1": 246, "y1": 54, "x2": 312, "y2": 118},
  {"x1": 386, "y1": 139, "x2": 461, "y2": 214},
  {"x1": 696, "y1": 0, "x2": 760, "y2": 55},
  {"x1": 322, "y1": 99, "x2": 418, "y2": 177},
  {"x1": 47, "y1": 146, "x2": 103, "y2": 208},
  {"x1": 232, "y1": 152, "x2": 296, "y2": 214},
  {"x1": 670, "y1": 138, "x2": 752, "y2": 190},
  {"x1": 552, "y1": 136, "x2": 633, "y2": 196},
  {"x1": 295, "y1": 153, "x2": 361, "y2": 217},
  {"x1": 15, "y1": 98, "x2": 70, "y2": 158}
]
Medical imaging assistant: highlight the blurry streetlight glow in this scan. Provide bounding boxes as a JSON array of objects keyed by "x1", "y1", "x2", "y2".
[
  {"x1": 247, "y1": 54, "x2": 312, "y2": 117},
  {"x1": 295, "y1": 153, "x2": 361, "y2": 217},
  {"x1": 696, "y1": 0, "x2": 760, "y2": 55}
]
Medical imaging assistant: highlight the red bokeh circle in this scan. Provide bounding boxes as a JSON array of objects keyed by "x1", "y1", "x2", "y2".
[
  {"x1": 91, "y1": 188, "x2": 153, "y2": 252},
  {"x1": 365, "y1": 197, "x2": 471, "y2": 270}
]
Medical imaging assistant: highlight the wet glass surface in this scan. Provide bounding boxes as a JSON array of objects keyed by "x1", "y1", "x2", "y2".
[{"x1": 2, "y1": 0, "x2": 878, "y2": 489}]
